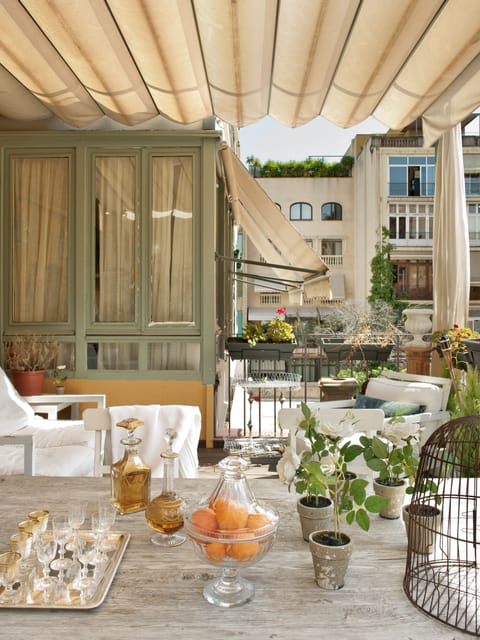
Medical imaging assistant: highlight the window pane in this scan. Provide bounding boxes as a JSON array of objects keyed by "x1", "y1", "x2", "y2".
[
  {"x1": 389, "y1": 166, "x2": 407, "y2": 195},
  {"x1": 321, "y1": 202, "x2": 342, "y2": 221},
  {"x1": 11, "y1": 157, "x2": 69, "y2": 322},
  {"x1": 148, "y1": 342, "x2": 200, "y2": 370},
  {"x1": 151, "y1": 157, "x2": 193, "y2": 323},
  {"x1": 95, "y1": 157, "x2": 136, "y2": 322},
  {"x1": 87, "y1": 342, "x2": 139, "y2": 370}
]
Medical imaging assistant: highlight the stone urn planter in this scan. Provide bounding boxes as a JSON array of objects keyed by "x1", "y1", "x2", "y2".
[
  {"x1": 403, "y1": 308, "x2": 433, "y2": 347},
  {"x1": 402, "y1": 503, "x2": 442, "y2": 554},
  {"x1": 308, "y1": 530, "x2": 352, "y2": 590},
  {"x1": 296, "y1": 496, "x2": 333, "y2": 542},
  {"x1": 373, "y1": 478, "x2": 407, "y2": 520}
]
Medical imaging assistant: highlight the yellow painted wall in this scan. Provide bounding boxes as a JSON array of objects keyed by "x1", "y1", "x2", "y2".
[{"x1": 41, "y1": 379, "x2": 215, "y2": 447}]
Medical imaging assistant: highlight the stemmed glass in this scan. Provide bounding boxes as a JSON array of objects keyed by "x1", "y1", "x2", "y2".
[
  {"x1": 28, "y1": 510, "x2": 49, "y2": 534},
  {"x1": 67, "y1": 501, "x2": 88, "y2": 558},
  {"x1": 50, "y1": 515, "x2": 73, "y2": 572},
  {"x1": 96, "y1": 500, "x2": 117, "y2": 553},
  {"x1": 10, "y1": 532, "x2": 35, "y2": 604},
  {"x1": 34, "y1": 532, "x2": 57, "y2": 593},
  {"x1": 72, "y1": 532, "x2": 98, "y2": 602},
  {"x1": 0, "y1": 552, "x2": 21, "y2": 602}
]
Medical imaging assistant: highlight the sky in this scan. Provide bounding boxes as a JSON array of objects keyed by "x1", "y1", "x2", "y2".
[{"x1": 238, "y1": 115, "x2": 389, "y2": 164}]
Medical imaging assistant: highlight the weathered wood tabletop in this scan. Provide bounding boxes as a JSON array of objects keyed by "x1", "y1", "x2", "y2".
[{"x1": 0, "y1": 475, "x2": 470, "y2": 640}]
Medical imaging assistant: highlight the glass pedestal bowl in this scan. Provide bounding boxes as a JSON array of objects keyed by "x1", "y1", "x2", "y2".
[{"x1": 184, "y1": 456, "x2": 279, "y2": 608}]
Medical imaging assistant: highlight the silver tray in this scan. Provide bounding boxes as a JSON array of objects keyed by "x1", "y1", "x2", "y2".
[{"x1": 0, "y1": 530, "x2": 130, "y2": 610}]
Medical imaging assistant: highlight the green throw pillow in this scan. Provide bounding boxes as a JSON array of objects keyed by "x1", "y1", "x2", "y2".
[{"x1": 354, "y1": 393, "x2": 426, "y2": 418}]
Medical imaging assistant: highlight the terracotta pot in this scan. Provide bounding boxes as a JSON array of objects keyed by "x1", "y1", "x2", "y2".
[
  {"x1": 309, "y1": 530, "x2": 352, "y2": 590},
  {"x1": 296, "y1": 496, "x2": 333, "y2": 542},
  {"x1": 10, "y1": 370, "x2": 45, "y2": 396},
  {"x1": 402, "y1": 503, "x2": 442, "y2": 554},
  {"x1": 373, "y1": 478, "x2": 407, "y2": 519}
]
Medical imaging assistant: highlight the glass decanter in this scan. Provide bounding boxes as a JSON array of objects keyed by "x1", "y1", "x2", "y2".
[
  {"x1": 145, "y1": 429, "x2": 186, "y2": 547},
  {"x1": 111, "y1": 418, "x2": 151, "y2": 514}
]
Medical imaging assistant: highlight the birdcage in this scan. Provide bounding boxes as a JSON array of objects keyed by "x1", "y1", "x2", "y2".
[{"x1": 403, "y1": 415, "x2": 480, "y2": 636}]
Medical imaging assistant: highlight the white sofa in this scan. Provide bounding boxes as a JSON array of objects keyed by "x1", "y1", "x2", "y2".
[{"x1": 0, "y1": 367, "x2": 95, "y2": 476}]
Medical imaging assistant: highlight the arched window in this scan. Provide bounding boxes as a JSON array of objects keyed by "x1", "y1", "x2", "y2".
[
  {"x1": 321, "y1": 202, "x2": 342, "y2": 221},
  {"x1": 290, "y1": 202, "x2": 312, "y2": 221}
]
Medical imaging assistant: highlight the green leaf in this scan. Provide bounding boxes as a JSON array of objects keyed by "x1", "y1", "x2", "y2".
[
  {"x1": 356, "y1": 508, "x2": 370, "y2": 532},
  {"x1": 365, "y1": 494, "x2": 388, "y2": 513},
  {"x1": 345, "y1": 510, "x2": 355, "y2": 525},
  {"x1": 367, "y1": 458, "x2": 387, "y2": 473},
  {"x1": 371, "y1": 436, "x2": 389, "y2": 459},
  {"x1": 344, "y1": 444, "x2": 363, "y2": 462}
]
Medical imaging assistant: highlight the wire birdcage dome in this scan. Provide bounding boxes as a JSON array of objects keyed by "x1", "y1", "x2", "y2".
[{"x1": 403, "y1": 415, "x2": 480, "y2": 636}]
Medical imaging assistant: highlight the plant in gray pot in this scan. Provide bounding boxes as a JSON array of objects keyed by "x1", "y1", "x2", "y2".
[
  {"x1": 360, "y1": 417, "x2": 422, "y2": 519},
  {"x1": 277, "y1": 403, "x2": 387, "y2": 589}
]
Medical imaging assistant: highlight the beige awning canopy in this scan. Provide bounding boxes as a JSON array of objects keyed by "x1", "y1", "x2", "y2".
[
  {"x1": 220, "y1": 147, "x2": 329, "y2": 295},
  {"x1": 0, "y1": 0, "x2": 479, "y2": 144}
]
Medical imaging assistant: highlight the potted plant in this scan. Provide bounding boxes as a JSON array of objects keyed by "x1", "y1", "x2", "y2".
[
  {"x1": 3, "y1": 335, "x2": 59, "y2": 395},
  {"x1": 360, "y1": 417, "x2": 423, "y2": 519},
  {"x1": 52, "y1": 365, "x2": 68, "y2": 394},
  {"x1": 277, "y1": 402, "x2": 387, "y2": 589},
  {"x1": 226, "y1": 307, "x2": 296, "y2": 360}
]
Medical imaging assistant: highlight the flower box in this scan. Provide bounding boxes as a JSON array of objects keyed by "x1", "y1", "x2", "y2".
[
  {"x1": 226, "y1": 337, "x2": 296, "y2": 361},
  {"x1": 320, "y1": 338, "x2": 393, "y2": 363}
]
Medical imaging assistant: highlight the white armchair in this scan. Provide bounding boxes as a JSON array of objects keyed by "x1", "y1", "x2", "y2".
[{"x1": 0, "y1": 367, "x2": 95, "y2": 476}]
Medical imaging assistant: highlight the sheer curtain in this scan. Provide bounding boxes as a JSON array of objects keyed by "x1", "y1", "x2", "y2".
[
  {"x1": 95, "y1": 156, "x2": 137, "y2": 369},
  {"x1": 150, "y1": 156, "x2": 194, "y2": 369},
  {"x1": 12, "y1": 157, "x2": 68, "y2": 322}
]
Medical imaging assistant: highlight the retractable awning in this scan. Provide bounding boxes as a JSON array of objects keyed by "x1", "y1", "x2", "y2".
[
  {"x1": 220, "y1": 147, "x2": 331, "y2": 299},
  {"x1": 0, "y1": 0, "x2": 478, "y2": 146}
]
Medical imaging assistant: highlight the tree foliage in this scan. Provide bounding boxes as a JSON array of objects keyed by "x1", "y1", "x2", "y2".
[{"x1": 245, "y1": 155, "x2": 353, "y2": 177}]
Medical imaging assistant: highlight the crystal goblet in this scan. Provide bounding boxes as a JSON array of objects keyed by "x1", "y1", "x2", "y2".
[
  {"x1": 28, "y1": 509, "x2": 49, "y2": 533},
  {"x1": 50, "y1": 515, "x2": 73, "y2": 572},
  {"x1": 34, "y1": 532, "x2": 57, "y2": 598},
  {"x1": 72, "y1": 532, "x2": 98, "y2": 601},
  {"x1": 0, "y1": 551, "x2": 21, "y2": 602}
]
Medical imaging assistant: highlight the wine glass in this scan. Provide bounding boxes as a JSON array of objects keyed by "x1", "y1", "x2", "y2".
[
  {"x1": 67, "y1": 501, "x2": 88, "y2": 556},
  {"x1": 50, "y1": 515, "x2": 73, "y2": 572},
  {"x1": 72, "y1": 532, "x2": 98, "y2": 601},
  {"x1": 91, "y1": 513, "x2": 110, "y2": 566},
  {"x1": 28, "y1": 509, "x2": 50, "y2": 533},
  {"x1": 10, "y1": 532, "x2": 35, "y2": 604},
  {"x1": 0, "y1": 552, "x2": 21, "y2": 602},
  {"x1": 34, "y1": 532, "x2": 57, "y2": 599},
  {"x1": 96, "y1": 500, "x2": 117, "y2": 553}
]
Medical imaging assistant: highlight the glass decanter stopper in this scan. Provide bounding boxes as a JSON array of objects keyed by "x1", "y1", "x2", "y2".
[
  {"x1": 145, "y1": 429, "x2": 186, "y2": 547},
  {"x1": 111, "y1": 418, "x2": 151, "y2": 515}
]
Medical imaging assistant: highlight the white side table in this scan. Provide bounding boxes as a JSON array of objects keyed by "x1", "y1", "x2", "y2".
[{"x1": 23, "y1": 394, "x2": 106, "y2": 419}]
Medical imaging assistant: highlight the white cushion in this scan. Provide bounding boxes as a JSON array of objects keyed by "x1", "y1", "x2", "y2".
[
  {"x1": 365, "y1": 377, "x2": 443, "y2": 413},
  {"x1": 0, "y1": 367, "x2": 35, "y2": 435},
  {"x1": 0, "y1": 443, "x2": 94, "y2": 476},
  {"x1": 19, "y1": 417, "x2": 93, "y2": 448}
]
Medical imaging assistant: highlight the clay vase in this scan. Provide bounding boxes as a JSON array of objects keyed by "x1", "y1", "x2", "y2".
[
  {"x1": 402, "y1": 503, "x2": 442, "y2": 554},
  {"x1": 309, "y1": 530, "x2": 352, "y2": 590},
  {"x1": 373, "y1": 478, "x2": 407, "y2": 519},
  {"x1": 296, "y1": 496, "x2": 333, "y2": 542}
]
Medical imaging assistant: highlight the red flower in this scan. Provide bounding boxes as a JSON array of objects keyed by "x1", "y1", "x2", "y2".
[{"x1": 276, "y1": 307, "x2": 286, "y2": 316}]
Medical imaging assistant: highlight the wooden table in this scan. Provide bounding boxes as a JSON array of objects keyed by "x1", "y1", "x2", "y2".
[{"x1": 0, "y1": 476, "x2": 472, "y2": 640}]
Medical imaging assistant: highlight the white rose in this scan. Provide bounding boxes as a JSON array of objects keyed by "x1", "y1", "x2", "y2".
[
  {"x1": 277, "y1": 446, "x2": 300, "y2": 485},
  {"x1": 316, "y1": 413, "x2": 357, "y2": 440},
  {"x1": 383, "y1": 421, "x2": 420, "y2": 446}
]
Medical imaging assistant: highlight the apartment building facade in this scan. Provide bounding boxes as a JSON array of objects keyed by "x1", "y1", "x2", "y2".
[{"x1": 242, "y1": 131, "x2": 480, "y2": 330}]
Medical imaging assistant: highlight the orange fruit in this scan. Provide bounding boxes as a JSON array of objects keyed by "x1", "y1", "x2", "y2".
[
  {"x1": 228, "y1": 539, "x2": 260, "y2": 562},
  {"x1": 190, "y1": 508, "x2": 217, "y2": 532},
  {"x1": 214, "y1": 498, "x2": 249, "y2": 530},
  {"x1": 246, "y1": 513, "x2": 271, "y2": 531},
  {"x1": 205, "y1": 541, "x2": 227, "y2": 562}
]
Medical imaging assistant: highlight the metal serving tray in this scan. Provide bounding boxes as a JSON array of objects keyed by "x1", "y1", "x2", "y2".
[{"x1": 0, "y1": 530, "x2": 130, "y2": 610}]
